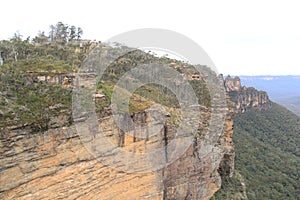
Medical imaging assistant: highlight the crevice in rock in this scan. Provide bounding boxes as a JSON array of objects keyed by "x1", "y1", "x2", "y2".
[{"x1": 193, "y1": 137, "x2": 201, "y2": 160}]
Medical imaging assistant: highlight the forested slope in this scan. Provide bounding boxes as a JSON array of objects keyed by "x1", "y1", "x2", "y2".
[{"x1": 213, "y1": 103, "x2": 300, "y2": 199}]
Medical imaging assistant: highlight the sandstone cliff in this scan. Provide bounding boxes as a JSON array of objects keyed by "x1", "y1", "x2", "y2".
[
  {"x1": 0, "y1": 50, "x2": 235, "y2": 199},
  {"x1": 0, "y1": 107, "x2": 234, "y2": 199},
  {"x1": 224, "y1": 75, "x2": 271, "y2": 113}
]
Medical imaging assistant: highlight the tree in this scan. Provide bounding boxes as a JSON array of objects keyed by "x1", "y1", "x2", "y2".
[
  {"x1": 69, "y1": 25, "x2": 76, "y2": 42},
  {"x1": 55, "y1": 22, "x2": 63, "y2": 42},
  {"x1": 76, "y1": 27, "x2": 83, "y2": 40},
  {"x1": 61, "y1": 23, "x2": 69, "y2": 43},
  {"x1": 10, "y1": 32, "x2": 23, "y2": 62},
  {"x1": 33, "y1": 31, "x2": 48, "y2": 44},
  {"x1": 11, "y1": 31, "x2": 22, "y2": 42},
  {"x1": 48, "y1": 22, "x2": 83, "y2": 43},
  {"x1": 49, "y1": 25, "x2": 55, "y2": 42}
]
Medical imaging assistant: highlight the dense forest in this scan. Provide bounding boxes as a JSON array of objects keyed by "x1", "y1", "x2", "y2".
[{"x1": 213, "y1": 103, "x2": 300, "y2": 199}]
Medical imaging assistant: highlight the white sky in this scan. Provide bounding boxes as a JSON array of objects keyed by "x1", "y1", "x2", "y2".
[{"x1": 1, "y1": 0, "x2": 300, "y2": 75}]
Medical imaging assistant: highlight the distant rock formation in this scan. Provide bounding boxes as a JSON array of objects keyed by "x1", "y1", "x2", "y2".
[
  {"x1": 224, "y1": 75, "x2": 271, "y2": 113},
  {"x1": 224, "y1": 75, "x2": 242, "y2": 92}
]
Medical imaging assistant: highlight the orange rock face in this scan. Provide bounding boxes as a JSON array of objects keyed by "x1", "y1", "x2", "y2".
[{"x1": 0, "y1": 106, "x2": 234, "y2": 200}]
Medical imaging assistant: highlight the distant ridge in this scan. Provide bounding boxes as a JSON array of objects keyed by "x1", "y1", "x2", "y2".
[{"x1": 238, "y1": 75, "x2": 300, "y2": 116}]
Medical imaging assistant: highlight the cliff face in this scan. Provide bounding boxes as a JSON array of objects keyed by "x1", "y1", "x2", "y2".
[
  {"x1": 0, "y1": 54, "x2": 235, "y2": 199},
  {"x1": 0, "y1": 80, "x2": 235, "y2": 200},
  {"x1": 0, "y1": 125, "x2": 161, "y2": 200},
  {"x1": 160, "y1": 109, "x2": 235, "y2": 199},
  {"x1": 224, "y1": 75, "x2": 271, "y2": 113},
  {"x1": 0, "y1": 107, "x2": 234, "y2": 200}
]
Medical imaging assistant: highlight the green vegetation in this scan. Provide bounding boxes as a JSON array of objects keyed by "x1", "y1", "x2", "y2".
[
  {"x1": 0, "y1": 22, "x2": 89, "y2": 131},
  {"x1": 92, "y1": 50, "x2": 213, "y2": 132},
  {"x1": 94, "y1": 49, "x2": 212, "y2": 113},
  {"x1": 277, "y1": 96, "x2": 300, "y2": 116},
  {"x1": 239, "y1": 75, "x2": 300, "y2": 116},
  {"x1": 1, "y1": 23, "x2": 214, "y2": 135},
  {"x1": 213, "y1": 103, "x2": 300, "y2": 199},
  {"x1": 0, "y1": 22, "x2": 91, "y2": 77},
  {"x1": 211, "y1": 171, "x2": 247, "y2": 200},
  {"x1": 0, "y1": 66, "x2": 72, "y2": 130}
]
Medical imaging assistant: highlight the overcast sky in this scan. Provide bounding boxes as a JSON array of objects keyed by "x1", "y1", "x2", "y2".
[{"x1": 1, "y1": 0, "x2": 300, "y2": 75}]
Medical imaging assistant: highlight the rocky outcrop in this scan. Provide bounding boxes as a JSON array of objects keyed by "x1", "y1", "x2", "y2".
[
  {"x1": 0, "y1": 101, "x2": 234, "y2": 200},
  {"x1": 0, "y1": 40, "x2": 237, "y2": 199},
  {"x1": 0, "y1": 60, "x2": 235, "y2": 199},
  {"x1": 161, "y1": 108, "x2": 235, "y2": 200},
  {"x1": 224, "y1": 75, "x2": 271, "y2": 113},
  {"x1": 36, "y1": 74, "x2": 75, "y2": 88},
  {"x1": 224, "y1": 75, "x2": 242, "y2": 92}
]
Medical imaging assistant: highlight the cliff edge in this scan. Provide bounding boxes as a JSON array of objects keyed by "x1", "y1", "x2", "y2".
[
  {"x1": 224, "y1": 75, "x2": 271, "y2": 113},
  {"x1": 0, "y1": 48, "x2": 235, "y2": 200}
]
